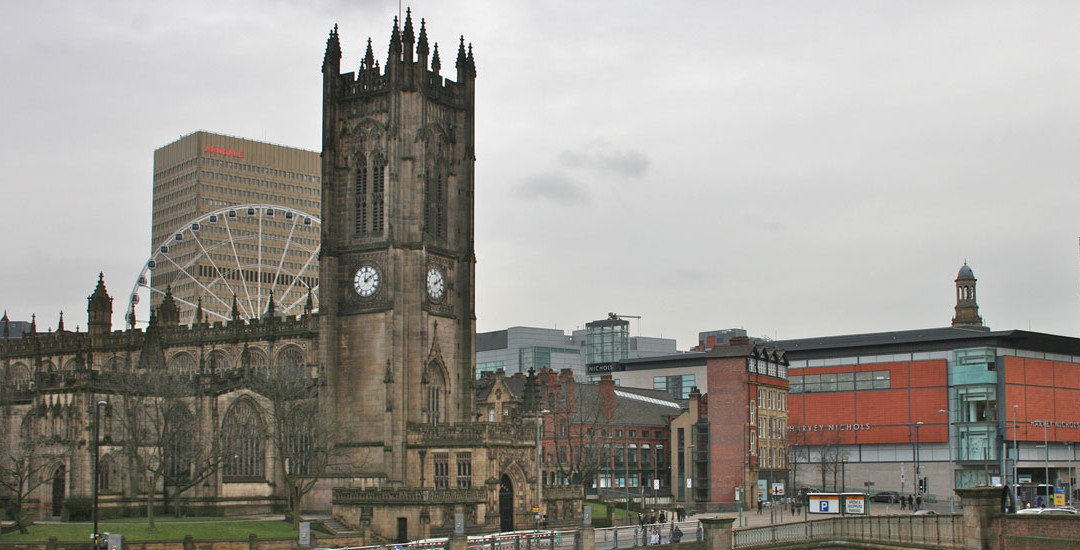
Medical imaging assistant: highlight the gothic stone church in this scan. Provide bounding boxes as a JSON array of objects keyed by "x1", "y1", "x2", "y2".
[{"x1": 0, "y1": 13, "x2": 578, "y2": 542}]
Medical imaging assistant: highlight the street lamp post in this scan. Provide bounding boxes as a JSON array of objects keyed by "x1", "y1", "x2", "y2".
[
  {"x1": 1013, "y1": 405, "x2": 1020, "y2": 508},
  {"x1": 92, "y1": 400, "x2": 108, "y2": 543},
  {"x1": 653, "y1": 444, "x2": 661, "y2": 511},
  {"x1": 914, "y1": 421, "x2": 924, "y2": 497},
  {"x1": 1044, "y1": 421, "x2": 1050, "y2": 508},
  {"x1": 1067, "y1": 442, "x2": 1074, "y2": 506},
  {"x1": 842, "y1": 456, "x2": 847, "y2": 493},
  {"x1": 939, "y1": 408, "x2": 954, "y2": 513},
  {"x1": 686, "y1": 444, "x2": 695, "y2": 511},
  {"x1": 535, "y1": 409, "x2": 550, "y2": 530}
]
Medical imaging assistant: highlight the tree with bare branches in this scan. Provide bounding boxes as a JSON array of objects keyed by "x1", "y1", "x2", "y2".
[
  {"x1": 543, "y1": 377, "x2": 611, "y2": 501},
  {"x1": 248, "y1": 360, "x2": 339, "y2": 528},
  {"x1": 0, "y1": 410, "x2": 60, "y2": 534},
  {"x1": 111, "y1": 369, "x2": 218, "y2": 530}
]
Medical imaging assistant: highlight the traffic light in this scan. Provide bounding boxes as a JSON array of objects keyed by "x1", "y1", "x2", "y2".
[
  {"x1": 918, "y1": 477, "x2": 926, "y2": 494},
  {"x1": 923, "y1": 477, "x2": 929, "y2": 494}
]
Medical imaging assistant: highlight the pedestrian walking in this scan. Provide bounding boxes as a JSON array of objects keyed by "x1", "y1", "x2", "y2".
[
  {"x1": 915, "y1": 495, "x2": 922, "y2": 511},
  {"x1": 757, "y1": 499, "x2": 763, "y2": 514},
  {"x1": 659, "y1": 510, "x2": 666, "y2": 524},
  {"x1": 901, "y1": 496, "x2": 907, "y2": 511}
]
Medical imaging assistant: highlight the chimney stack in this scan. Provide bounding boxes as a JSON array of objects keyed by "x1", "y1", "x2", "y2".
[{"x1": 599, "y1": 375, "x2": 615, "y2": 420}]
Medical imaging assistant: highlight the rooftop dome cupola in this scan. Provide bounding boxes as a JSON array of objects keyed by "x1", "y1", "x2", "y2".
[{"x1": 952, "y1": 261, "x2": 983, "y2": 327}]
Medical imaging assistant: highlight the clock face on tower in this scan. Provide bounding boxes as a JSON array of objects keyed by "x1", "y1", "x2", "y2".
[
  {"x1": 426, "y1": 267, "x2": 445, "y2": 301},
  {"x1": 353, "y1": 265, "x2": 380, "y2": 297}
]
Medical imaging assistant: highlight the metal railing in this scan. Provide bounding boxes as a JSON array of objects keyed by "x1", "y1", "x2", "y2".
[
  {"x1": 732, "y1": 515, "x2": 964, "y2": 549},
  {"x1": 319, "y1": 529, "x2": 580, "y2": 550},
  {"x1": 593, "y1": 521, "x2": 702, "y2": 550}
]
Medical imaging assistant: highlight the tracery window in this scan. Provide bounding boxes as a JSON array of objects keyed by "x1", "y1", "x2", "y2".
[
  {"x1": 10, "y1": 363, "x2": 30, "y2": 390},
  {"x1": 424, "y1": 362, "x2": 446, "y2": 424},
  {"x1": 277, "y1": 347, "x2": 306, "y2": 375},
  {"x1": 284, "y1": 401, "x2": 315, "y2": 476},
  {"x1": 167, "y1": 353, "x2": 197, "y2": 375},
  {"x1": 164, "y1": 405, "x2": 195, "y2": 479},
  {"x1": 371, "y1": 153, "x2": 386, "y2": 233},
  {"x1": 244, "y1": 348, "x2": 268, "y2": 374},
  {"x1": 424, "y1": 141, "x2": 447, "y2": 240},
  {"x1": 433, "y1": 452, "x2": 449, "y2": 489},
  {"x1": 456, "y1": 452, "x2": 472, "y2": 488},
  {"x1": 98, "y1": 454, "x2": 115, "y2": 492},
  {"x1": 104, "y1": 356, "x2": 126, "y2": 373},
  {"x1": 355, "y1": 154, "x2": 368, "y2": 234},
  {"x1": 221, "y1": 398, "x2": 265, "y2": 479},
  {"x1": 207, "y1": 350, "x2": 231, "y2": 373},
  {"x1": 355, "y1": 152, "x2": 386, "y2": 235}
]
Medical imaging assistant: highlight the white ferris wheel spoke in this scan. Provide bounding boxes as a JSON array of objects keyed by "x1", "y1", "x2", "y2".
[
  {"x1": 158, "y1": 250, "x2": 237, "y2": 319},
  {"x1": 283, "y1": 284, "x2": 319, "y2": 314},
  {"x1": 190, "y1": 227, "x2": 243, "y2": 312},
  {"x1": 268, "y1": 214, "x2": 300, "y2": 309},
  {"x1": 278, "y1": 245, "x2": 319, "y2": 313},
  {"x1": 146, "y1": 284, "x2": 229, "y2": 321},
  {"x1": 127, "y1": 204, "x2": 321, "y2": 326},
  {"x1": 222, "y1": 213, "x2": 257, "y2": 319}
]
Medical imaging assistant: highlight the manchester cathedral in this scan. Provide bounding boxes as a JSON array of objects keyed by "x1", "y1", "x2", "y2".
[{"x1": 0, "y1": 12, "x2": 577, "y2": 542}]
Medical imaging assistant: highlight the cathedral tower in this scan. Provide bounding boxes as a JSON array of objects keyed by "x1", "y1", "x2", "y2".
[
  {"x1": 319, "y1": 13, "x2": 477, "y2": 480},
  {"x1": 952, "y1": 262, "x2": 983, "y2": 327}
]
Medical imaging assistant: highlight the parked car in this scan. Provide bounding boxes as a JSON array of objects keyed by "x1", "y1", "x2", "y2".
[
  {"x1": 1017, "y1": 507, "x2": 1078, "y2": 515},
  {"x1": 913, "y1": 510, "x2": 937, "y2": 515},
  {"x1": 871, "y1": 491, "x2": 900, "y2": 503}
]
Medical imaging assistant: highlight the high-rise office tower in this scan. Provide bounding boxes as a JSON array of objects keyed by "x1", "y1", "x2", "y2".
[{"x1": 149, "y1": 132, "x2": 321, "y2": 324}]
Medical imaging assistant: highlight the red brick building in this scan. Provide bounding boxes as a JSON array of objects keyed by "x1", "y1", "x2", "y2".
[{"x1": 701, "y1": 339, "x2": 790, "y2": 511}]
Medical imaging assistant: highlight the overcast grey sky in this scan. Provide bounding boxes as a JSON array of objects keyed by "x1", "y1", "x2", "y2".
[{"x1": 2, "y1": 1, "x2": 1080, "y2": 347}]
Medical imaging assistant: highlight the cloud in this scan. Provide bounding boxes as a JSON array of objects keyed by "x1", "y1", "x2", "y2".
[
  {"x1": 557, "y1": 146, "x2": 650, "y2": 178},
  {"x1": 514, "y1": 172, "x2": 590, "y2": 205}
]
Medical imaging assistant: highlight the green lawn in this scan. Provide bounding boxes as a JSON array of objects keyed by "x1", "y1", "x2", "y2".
[
  {"x1": 585, "y1": 501, "x2": 633, "y2": 520},
  {"x1": 1, "y1": 518, "x2": 300, "y2": 542}
]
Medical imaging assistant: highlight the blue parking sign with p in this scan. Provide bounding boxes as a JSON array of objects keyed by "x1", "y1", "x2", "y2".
[{"x1": 819, "y1": 501, "x2": 830, "y2": 512}]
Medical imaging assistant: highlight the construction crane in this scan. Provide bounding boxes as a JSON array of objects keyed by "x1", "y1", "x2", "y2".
[{"x1": 607, "y1": 312, "x2": 643, "y2": 335}]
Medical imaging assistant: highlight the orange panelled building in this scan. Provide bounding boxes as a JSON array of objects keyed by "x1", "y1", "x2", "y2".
[
  {"x1": 778, "y1": 328, "x2": 1080, "y2": 507},
  {"x1": 789, "y1": 359, "x2": 949, "y2": 447}
]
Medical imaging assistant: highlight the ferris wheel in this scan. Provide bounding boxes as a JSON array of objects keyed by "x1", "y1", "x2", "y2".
[{"x1": 127, "y1": 204, "x2": 321, "y2": 328}]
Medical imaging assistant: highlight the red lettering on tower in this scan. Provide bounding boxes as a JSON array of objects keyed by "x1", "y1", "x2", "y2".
[{"x1": 205, "y1": 145, "x2": 244, "y2": 158}]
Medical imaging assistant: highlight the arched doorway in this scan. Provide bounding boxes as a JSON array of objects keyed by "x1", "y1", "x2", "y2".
[
  {"x1": 51, "y1": 465, "x2": 66, "y2": 517},
  {"x1": 499, "y1": 474, "x2": 514, "y2": 532}
]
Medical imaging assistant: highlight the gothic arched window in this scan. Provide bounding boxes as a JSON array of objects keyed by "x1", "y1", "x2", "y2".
[
  {"x1": 164, "y1": 405, "x2": 195, "y2": 480},
  {"x1": 103, "y1": 356, "x2": 126, "y2": 373},
  {"x1": 276, "y1": 346, "x2": 306, "y2": 376},
  {"x1": 371, "y1": 153, "x2": 386, "y2": 233},
  {"x1": 10, "y1": 363, "x2": 30, "y2": 390},
  {"x1": 20, "y1": 411, "x2": 39, "y2": 442},
  {"x1": 244, "y1": 348, "x2": 269, "y2": 374},
  {"x1": 424, "y1": 153, "x2": 448, "y2": 240},
  {"x1": 284, "y1": 401, "x2": 316, "y2": 476},
  {"x1": 355, "y1": 153, "x2": 368, "y2": 234},
  {"x1": 98, "y1": 454, "x2": 116, "y2": 493},
  {"x1": 221, "y1": 398, "x2": 265, "y2": 479},
  {"x1": 167, "y1": 353, "x2": 197, "y2": 375},
  {"x1": 355, "y1": 151, "x2": 386, "y2": 236},
  {"x1": 424, "y1": 362, "x2": 447, "y2": 424},
  {"x1": 208, "y1": 350, "x2": 231, "y2": 373}
]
